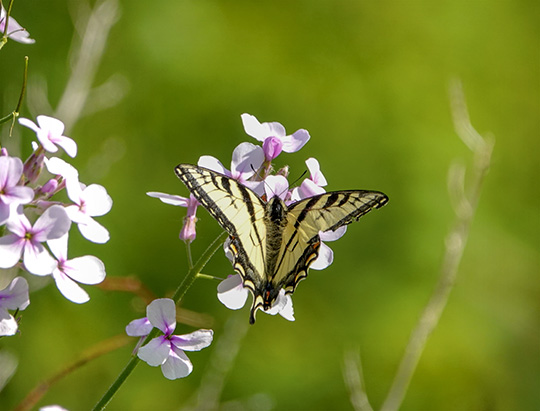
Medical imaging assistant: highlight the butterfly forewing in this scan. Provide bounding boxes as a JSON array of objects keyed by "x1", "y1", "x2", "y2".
[{"x1": 175, "y1": 164, "x2": 268, "y2": 286}]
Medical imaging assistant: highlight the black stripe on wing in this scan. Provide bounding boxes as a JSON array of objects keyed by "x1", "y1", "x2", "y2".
[{"x1": 288, "y1": 190, "x2": 388, "y2": 234}]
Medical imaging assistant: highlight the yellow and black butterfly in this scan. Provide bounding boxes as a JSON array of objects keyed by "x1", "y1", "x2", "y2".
[{"x1": 175, "y1": 164, "x2": 388, "y2": 323}]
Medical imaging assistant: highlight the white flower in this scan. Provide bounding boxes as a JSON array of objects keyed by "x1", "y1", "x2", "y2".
[{"x1": 19, "y1": 116, "x2": 77, "y2": 157}]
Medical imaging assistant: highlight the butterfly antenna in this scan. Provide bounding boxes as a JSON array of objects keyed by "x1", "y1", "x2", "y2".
[
  {"x1": 250, "y1": 163, "x2": 266, "y2": 182},
  {"x1": 289, "y1": 169, "x2": 308, "y2": 189}
]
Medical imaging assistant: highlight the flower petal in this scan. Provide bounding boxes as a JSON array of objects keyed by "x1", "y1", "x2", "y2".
[
  {"x1": 241, "y1": 113, "x2": 266, "y2": 142},
  {"x1": 298, "y1": 179, "x2": 326, "y2": 200},
  {"x1": 147, "y1": 298, "x2": 176, "y2": 335},
  {"x1": 3, "y1": 185, "x2": 34, "y2": 206},
  {"x1": 0, "y1": 309, "x2": 18, "y2": 336},
  {"x1": 36, "y1": 115, "x2": 65, "y2": 135},
  {"x1": 161, "y1": 346, "x2": 193, "y2": 379},
  {"x1": 0, "y1": 156, "x2": 22, "y2": 190},
  {"x1": 18, "y1": 118, "x2": 40, "y2": 133},
  {"x1": 278, "y1": 294, "x2": 295, "y2": 321},
  {"x1": 230, "y1": 142, "x2": 264, "y2": 178},
  {"x1": 305, "y1": 157, "x2": 327, "y2": 186},
  {"x1": 0, "y1": 204, "x2": 9, "y2": 225},
  {"x1": 170, "y1": 329, "x2": 213, "y2": 352},
  {"x1": 47, "y1": 232, "x2": 68, "y2": 261},
  {"x1": 33, "y1": 205, "x2": 71, "y2": 242},
  {"x1": 82, "y1": 184, "x2": 112, "y2": 216},
  {"x1": 5, "y1": 207, "x2": 31, "y2": 237},
  {"x1": 23, "y1": 241, "x2": 57, "y2": 275},
  {"x1": 310, "y1": 241, "x2": 334, "y2": 270},
  {"x1": 320, "y1": 225, "x2": 347, "y2": 242},
  {"x1": 280, "y1": 128, "x2": 310, "y2": 153},
  {"x1": 0, "y1": 234, "x2": 24, "y2": 269},
  {"x1": 147, "y1": 192, "x2": 189, "y2": 207},
  {"x1": 217, "y1": 275, "x2": 248, "y2": 310},
  {"x1": 138, "y1": 336, "x2": 170, "y2": 366},
  {"x1": 52, "y1": 136, "x2": 77, "y2": 158},
  {"x1": 262, "y1": 292, "x2": 295, "y2": 321},
  {"x1": 264, "y1": 175, "x2": 289, "y2": 201},
  {"x1": 62, "y1": 255, "x2": 106, "y2": 285},
  {"x1": 0, "y1": 277, "x2": 30, "y2": 310},
  {"x1": 197, "y1": 156, "x2": 227, "y2": 174},
  {"x1": 126, "y1": 317, "x2": 152, "y2": 337},
  {"x1": 77, "y1": 218, "x2": 110, "y2": 244},
  {"x1": 266, "y1": 121, "x2": 286, "y2": 138},
  {"x1": 52, "y1": 270, "x2": 89, "y2": 303}
]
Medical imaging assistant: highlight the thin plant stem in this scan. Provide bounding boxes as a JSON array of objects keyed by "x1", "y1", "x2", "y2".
[
  {"x1": 172, "y1": 231, "x2": 228, "y2": 303},
  {"x1": 343, "y1": 349, "x2": 374, "y2": 411},
  {"x1": 0, "y1": 56, "x2": 28, "y2": 136},
  {"x1": 195, "y1": 273, "x2": 224, "y2": 281},
  {"x1": 186, "y1": 240, "x2": 194, "y2": 269},
  {"x1": 380, "y1": 81, "x2": 493, "y2": 411},
  {"x1": 92, "y1": 231, "x2": 228, "y2": 411}
]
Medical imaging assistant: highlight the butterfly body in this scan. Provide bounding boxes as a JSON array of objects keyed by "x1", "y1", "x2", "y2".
[{"x1": 175, "y1": 164, "x2": 388, "y2": 323}]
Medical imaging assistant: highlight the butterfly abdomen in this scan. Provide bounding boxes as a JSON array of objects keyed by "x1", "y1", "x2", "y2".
[{"x1": 264, "y1": 196, "x2": 288, "y2": 280}]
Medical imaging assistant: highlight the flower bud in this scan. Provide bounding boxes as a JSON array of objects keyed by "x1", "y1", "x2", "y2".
[{"x1": 23, "y1": 147, "x2": 45, "y2": 184}]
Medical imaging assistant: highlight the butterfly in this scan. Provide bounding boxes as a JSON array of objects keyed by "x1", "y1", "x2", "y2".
[{"x1": 175, "y1": 164, "x2": 388, "y2": 323}]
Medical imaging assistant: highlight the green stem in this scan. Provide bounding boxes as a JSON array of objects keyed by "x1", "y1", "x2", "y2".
[
  {"x1": 172, "y1": 231, "x2": 227, "y2": 303},
  {"x1": 195, "y1": 273, "x2": 224, "y2": 281},
  {"x1": 185, "y1": 240, "x2": 193, "y2": 269},
  {"x1": 92, "y1": 231, "x2": 227, "y2": 410},
  {"x1": 0, "y1": 56, "x2": 28, "y2": 136}
]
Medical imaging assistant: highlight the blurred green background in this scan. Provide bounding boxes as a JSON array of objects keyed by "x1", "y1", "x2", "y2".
[{"x1": 1, "y1": 1, "x2": 538, "y2": 410}]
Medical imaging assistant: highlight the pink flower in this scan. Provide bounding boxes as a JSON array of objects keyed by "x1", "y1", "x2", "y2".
[
  {"x1": 19, "y1": 116, "x2": 77, "y2": 158},
  {"x1": 0, "y1": 6, "x2": 35, "y2": 44},
  {"x1": 126, "y1": 298, "x2": 213, "y2": 380},
  {"x1": 147, "y1": 192, "x2": 199, "y2": 242},
  {"x1": 0, "y1": 277, "x2": 30, "y2": 336},
  {"x1": 47, "y1": 233, "x2": 106, "y2": 303},
  {"x1": 0, "y1": 205, "x2": 71, "y2": 275},
  {"x1": 0, "y1": 156, "x2": 34, "y2": 225},
  {"x1": 241, "y1": 113, "x2": 310, "y2": 161}
]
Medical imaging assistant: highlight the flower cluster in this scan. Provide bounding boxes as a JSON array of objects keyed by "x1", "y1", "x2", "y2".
[
  {"x1": 0, "y1": 115, "x2": 111, "y2": 336},
  {"x1": 149, "y1": 113, "x2": 347, "y2": 321}
]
